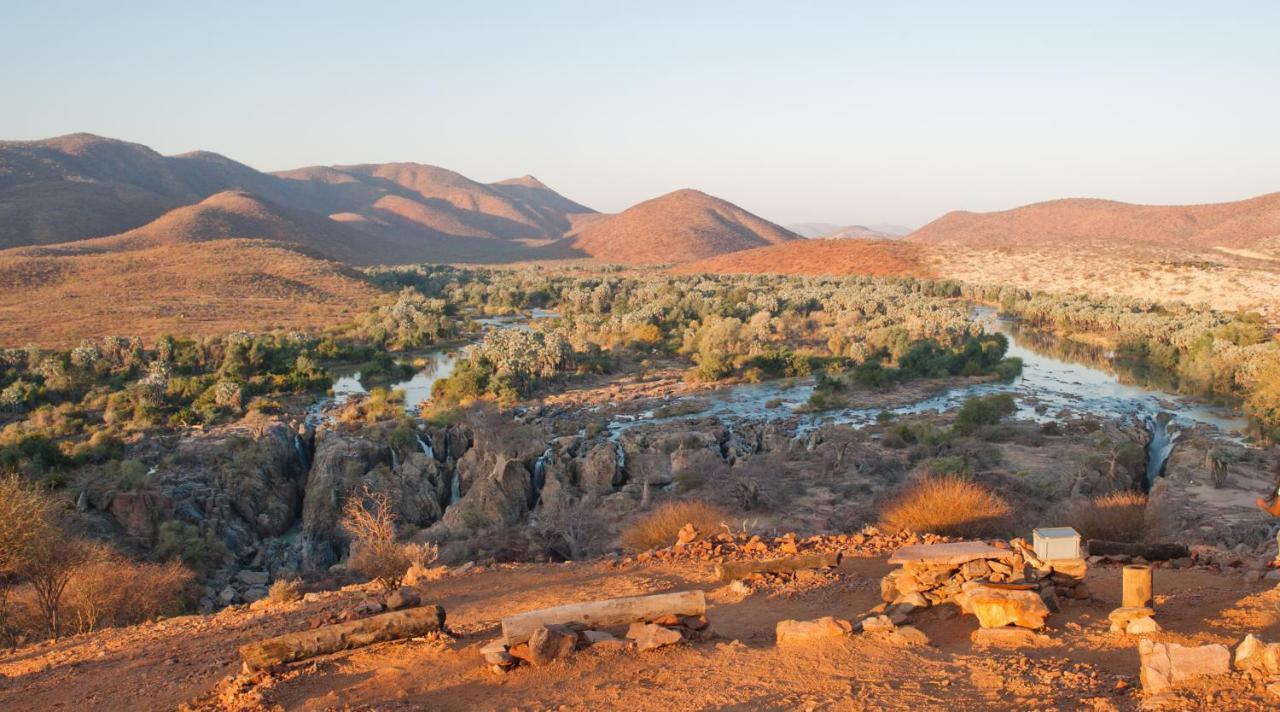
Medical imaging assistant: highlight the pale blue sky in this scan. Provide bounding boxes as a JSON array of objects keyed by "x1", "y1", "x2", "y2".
[{"x1": 3, "y1": 1, "x2": 1278, "y2": 227}]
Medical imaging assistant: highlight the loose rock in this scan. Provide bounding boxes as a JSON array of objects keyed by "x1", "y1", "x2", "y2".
[{"x1": 776, "y1": 617, "x2": 852, "y2": 645}]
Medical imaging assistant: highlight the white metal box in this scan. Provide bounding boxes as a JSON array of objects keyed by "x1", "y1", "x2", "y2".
[{"x1": 1033, "y1": 527, "x2": 1081, "y2": 560}]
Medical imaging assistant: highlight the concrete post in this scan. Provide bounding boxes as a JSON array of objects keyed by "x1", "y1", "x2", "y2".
[{"x1": 1123, "y1": 564, "x2": 1153, "y2": 609}]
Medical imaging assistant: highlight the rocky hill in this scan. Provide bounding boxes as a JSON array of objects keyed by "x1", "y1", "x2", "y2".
[
  {"x1": 559, "y1": 189, "x2": 799, "y2": 264},
  {"x1": 907, "y1": 193, "x2": 1280, "y2": 253}
]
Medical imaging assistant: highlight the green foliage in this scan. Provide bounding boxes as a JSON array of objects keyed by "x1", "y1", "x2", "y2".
[{"x1": 954, "y1": 393, "x2": 1017, "y2": 433}]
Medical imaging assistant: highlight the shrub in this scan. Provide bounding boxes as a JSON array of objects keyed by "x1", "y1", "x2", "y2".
[
  {"x1": 620, "y1": 500, "x2": 727, "y2": 551},
  {"x1": 266, "y1": 578, "x2": 303, "y2": 605},
  {"x1": 924, "y1": 455, "x2": 972, "y2": 479},
  {"x1": 954, "y1": 393, "x2": 1017, "y2": 432},
  {"x1": 1062, "y1": 491, "x2": 1155, "y2": 543},
  {"x1": 342, "y1": 488, "x2": 439, "y2": 591},
  {"x1": 63, "y1": 552, "x2": 194, "y2": 634},
  {"x1": 878, "y1": 475, "x2": 1012, "y2": 538}
]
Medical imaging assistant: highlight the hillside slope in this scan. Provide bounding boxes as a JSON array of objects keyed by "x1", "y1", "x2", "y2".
[
  {"x1": 559, "y1": 189, "x2": 798, "y2": 264},
  {"x1": 675, "y1": 238, "x2": 933, "y2": 277},
  {"x1": 908, "y1": 192, "x2": 1280, "y2": 252},
  {"x1": 0, "y1": 238, "x2": 379, "y2": 346}
]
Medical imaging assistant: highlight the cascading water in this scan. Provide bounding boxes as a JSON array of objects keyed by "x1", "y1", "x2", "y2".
[
  {"x1": 293, "y1": 433, "x2": 310, "y2": 470},
  {"x1": 615, "y1": 441, "x2": 626, "y2": 471},
  {"x1": 529, "y1": 446, "x2": 553, "y2": 512},
  {"x1": 1143, "y1": 414, "x2": 1180, "y2": 490},
  {"x1": 416, "y1": 434, "x2": 434, "y2": 460},
  {"x1": 389, "y1": 445, "x2": 399, "y2": 471},
  {"x1": 449, "y1": 471, "x2": 461, "y2": 505}
]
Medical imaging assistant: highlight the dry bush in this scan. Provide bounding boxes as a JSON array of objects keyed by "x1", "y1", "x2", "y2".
[
  {"x1": 63, "y1": 551, "x2": 194, "y2": 634},
  {"x1": 620, "y1": 500, "x2": 728, "y2": 551},
  {"x1": 267, "y1": 578, "x2": 303, "y2": 605},
  {"x1": 1062, "y1": 490, "x2": 1161, "y2": 543},
  {"x1": 343, "y1": 488, "x2": 438, "y2": 591},
  {"x1": 878, "y1": 475, "x2": 1013, "y2": 538}
]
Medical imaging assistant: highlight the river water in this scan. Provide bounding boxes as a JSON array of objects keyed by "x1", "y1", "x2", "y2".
[{"x1": 312, "y1": 306, "x2": 1247, "y2": 450}]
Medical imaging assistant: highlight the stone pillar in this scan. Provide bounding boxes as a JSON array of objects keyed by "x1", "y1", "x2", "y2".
[{"x1": 1123, "y1": 564, "x2": 1153, "y2": 609}]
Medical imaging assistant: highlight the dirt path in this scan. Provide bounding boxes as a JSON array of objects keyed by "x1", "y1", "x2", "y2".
[{"x1": 1, "y1": 558, "x2": 1278, "y2": 710}]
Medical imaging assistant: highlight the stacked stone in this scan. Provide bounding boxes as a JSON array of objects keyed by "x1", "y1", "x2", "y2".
[{"x1": 878, "y1": 540, "x2": 1090, "y2": 620}]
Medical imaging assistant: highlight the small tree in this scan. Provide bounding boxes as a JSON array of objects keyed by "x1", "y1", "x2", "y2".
[
  {"x1": 342, "y1": 487, "x2": 437, "y2": 591},
  {"x1": 1205, "y1": 448, "x2": 1230, "y2": 489},
  {"x1": 0, "y1": 474, "x2": 58, "y2": 641},
  {"x1": 25, "y1": 530, "x2": 89, "y2": 639}
]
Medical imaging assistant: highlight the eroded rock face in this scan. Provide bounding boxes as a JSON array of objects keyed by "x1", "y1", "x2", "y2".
[
  {"x1": 299, "y1": 431, "x2": 388, "y2": 569},
  {"x1": 577, "y1": 442, "x2": 623, "y2": 495},
  {"x1": 440, "y1": 456, "x2": 533, "y2": 531}
]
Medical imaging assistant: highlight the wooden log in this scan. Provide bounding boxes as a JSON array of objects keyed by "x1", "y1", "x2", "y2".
[
  {"x1": 1122, "y1": 564, "x2": 1154, "y2": 609},
  {"x1": 1086, "y1": 540, "x2": 1189, "y2": 561},
  {"x1": 714, "y1": 552, "x2": 842, "y2": 582},
  {"x1": 239, "y1": 605, "x2": 446, "y2": 671},
  {"x1": 501, "y1": 590, "x2": 705, "y2": 645}
]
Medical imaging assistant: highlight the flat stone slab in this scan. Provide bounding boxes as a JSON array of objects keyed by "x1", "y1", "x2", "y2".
[{"x1": 889, "y1": 542, "x2": 1011, "y2": 566}]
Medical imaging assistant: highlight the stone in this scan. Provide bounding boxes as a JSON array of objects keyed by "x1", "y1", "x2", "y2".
[
  {"x1": 892, "y1": 592, "x2": 930, "y2": 613},
  {"x1": 1126, "y1": 616, "x2": 1162, "y2": 635},
  {"x1": 960, "y1": 559, "x2": 991, "y2": 580},
  {"x1": 218, "y1": 586, "x2": 239, "y2": 605},
  {"x1": 527, "y1": 624, "x2": 578, "y2": 665},
  {"x1": 481, "y1": 639, "x2": 514, "y2": 666},
  {"x1": 680, "y1": 615, "x2": 709, "y2": 631},
  {"x1": 775, "y1": 617, "x2": 853, "y2": 644},
  {"x1": 676, "y1": 523, "x2": 698, "y2": 546},
  {"x1": 1047, "y1": 558, "x2": 1088, "y2": 580},
  {"x1": 889, "y1": 541, "x2": 1011, "y2": 566},
  {"x1": 385, "y1": 588, "x2": 421, "y2": 611},
  {"x1": 888, "y1": 625, "x2": 930, "y2": 647},
  {"x1": 1138, "y1": 640, "x2": 1230, "y2": 695},
  {"x1": 354, "y1": 599, "x2": 384, "y2": 616},
  {"x1": 581, "y1": 630, "x2": 615, "y2": 644},
  {"x1": 241, "y1": 586, "x2": 268, "y2": 603},
  {"x1": 236, "y1": 570, "x2": 269, "y2": 586},
  {"x1": 970, "y1": 627, "x2": 1050, "y2": 648},
  {"x1": 859, "y1": 615, "x2": 896, "y2": 633},
  {"x1": 627, "y1": 623, "x2": 683, "y2": 651},
  {"x1": 1108, "y1": 606, "x2": 1155, "y2": 633},
  {"x1": 1234, "y1": 634, "x2": 1280, "y2": 675},
  {"x1": 963, "y1": 587, "x2": 1051, "y2": 629}
]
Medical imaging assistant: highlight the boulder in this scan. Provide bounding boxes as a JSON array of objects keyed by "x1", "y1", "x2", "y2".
[
  {"x1": 775, "y1": 617, "x2": 852, "y2": 645},
  {"x1": 581, "y1": 630, "x2": 616, "y2": 644},
  {"x1": 626, "y1": 623, "x2": 683, "y2": 651},
  {"x1": 1235, "y1": 634, "x2": 1280, "y2": 675},
  {"x1": 236, "y1": 570, "x2": 269, "y2": 586},
  {"x1": 527, "y1": 624, "x2": 578, "y2": 665},
  {"x1": 961, "y1": 587, "x2": 1051, "y2": 629},
  {"x1": 578, "y1": 442, "x2": 623, "y2": 495},
  {"x1": 1138, "y1": 640, "x2": 1230, "y2": 695},
  {"x1": 859, "y1": 615, "x2": 896, "y2": 633},
  {"x1": 439, "y1": 456, "x2": 533, "y2": 531}
]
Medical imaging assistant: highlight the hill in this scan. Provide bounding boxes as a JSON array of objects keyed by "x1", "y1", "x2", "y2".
[
  {"x1": 0, "y1": 238, "x2": 379, "y2": 346},
  {"x1": 788, "y1": 223, "x2": 911, "y2": 239},
  {"x1": 675, "y1": 238, "x2": 933, "y2": 277},
  {"x1": 908, "y1": 192, "x2": 1280, "y2": 253},
  {"x1": 0, "y1": 134, "x2": 597, "y2": 262},
  {"x1": 559, "y1": 189, "x2": 798, "y2": 264}
]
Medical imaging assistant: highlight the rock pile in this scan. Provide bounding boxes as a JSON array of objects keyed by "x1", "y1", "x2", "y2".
[
  {"x1": 1139, "y1": 640, "x2": 1231, "y2": 695},
  {"x1": 617, "y1": 526, "x2": 954, "y2": 568},
  {"x1": 877, "y1": 539, "x2": 1089, "y2": 628},
  {"x1": 483, "y1": 615, "x2": 709, "y2": 672}
]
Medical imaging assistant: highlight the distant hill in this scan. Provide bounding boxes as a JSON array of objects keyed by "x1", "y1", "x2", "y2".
[
  {"x1": 0, "y1": 238, "x2": 379, "y2": 347},
  {"x1": 788, "y1": 223, "x2": 912, "y2": 239},
  {"x1": 674, "y1": 238, "x2": 932, "y2": 278},
  {"x1": 560, "y1": 189, "x2": 799, "y2": 264},
  {"x1": 907, "y1": 193, "x2": 1280, "y2": 252},
  {"x1": 0, "y1": 134, "x2": 597, "y2": 262}
]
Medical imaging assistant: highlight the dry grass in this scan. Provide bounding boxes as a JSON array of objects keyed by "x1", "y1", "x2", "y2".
[
  {"x1": 266, "y1": 578, "x2": 303, "y2": 605},
  {"x1": 878, "y1": 475, "x2": 1013, "y2": 538},
  {"x1": 1061, "y1": 490, "x2": 1158, "y2": 543},
  {"x1": 620, "y1": 500, "x2": 728, "y2": 551}
]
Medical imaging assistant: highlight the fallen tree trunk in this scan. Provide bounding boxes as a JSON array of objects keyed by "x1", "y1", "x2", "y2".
[
  {"x1": 239, "y1": 605, "x2": 446, "y2": 671},
  {"x1": 715, "y1": 552, "x2": 842, "y2": 582},
  {"x1": 1086, "y1": 540, "x2": 1189, "y2": 561},
  {"x1": 501, "y1": 590, "x2": 705, "y2": 645}
]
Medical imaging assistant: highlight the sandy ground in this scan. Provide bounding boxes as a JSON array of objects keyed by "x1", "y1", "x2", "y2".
[{"x1": 2, "y1": 553, "x2": 1278, "y2": 711}]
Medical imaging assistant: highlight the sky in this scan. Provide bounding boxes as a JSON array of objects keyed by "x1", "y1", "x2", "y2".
[{"x1": 3, "y1": 1, "x2": 1279, "y2": 228}]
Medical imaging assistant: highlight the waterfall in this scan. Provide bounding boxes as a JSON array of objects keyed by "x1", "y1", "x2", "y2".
[
  {"x1": 416, "y1": 434, "x2": 434, "y2": 460},
  {"x1": 389, "y1": 445, "x2": 399, "y2": 471},
  {"x1": 1143, "y1": 414, "x2": 1180, "y2": 489},
  {"x1": 450, "y1": 471, "x2": 461, "y2": 505},
  {"x1": 293, "y1": 434, "x2": 310, "y2": 470},
  {"x1": 533, "y1": 447, "x2": 551, "y2": 493},
  {"x1": 615, "y1": 441, "x2": 626, "y2": 471}
]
